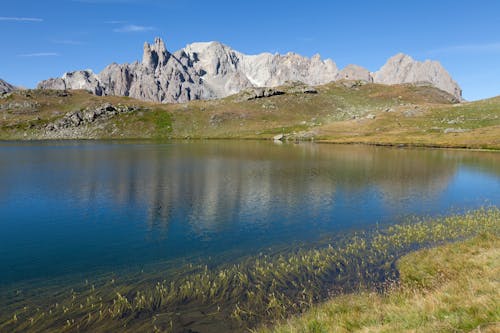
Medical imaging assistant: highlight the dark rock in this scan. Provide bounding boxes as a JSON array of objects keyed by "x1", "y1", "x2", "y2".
[{"x1": 242, "y1": 87, "x2": 285, "y2": 100}]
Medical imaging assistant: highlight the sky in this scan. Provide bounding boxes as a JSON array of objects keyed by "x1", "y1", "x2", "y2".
[{"x1": 1, "y1": 0, "x2": 499, "y2": 101}]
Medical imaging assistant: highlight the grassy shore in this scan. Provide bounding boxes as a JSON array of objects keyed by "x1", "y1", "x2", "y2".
[
  {"x1": 0, "y1": 208, "x2": 498, "y2": 332},
  {"x1": 1, "y1": 83, "x2": 499, "y2": 149},
  {"x1": 261, "y1": 233, "x2": 500, "y2": 333}
]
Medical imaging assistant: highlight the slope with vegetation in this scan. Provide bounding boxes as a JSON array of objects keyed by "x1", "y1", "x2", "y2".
[{"x1": 0, "y1": 81, "x2": 499, "y2": 149}]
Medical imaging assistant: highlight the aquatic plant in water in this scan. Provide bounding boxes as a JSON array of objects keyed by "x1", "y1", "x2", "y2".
[{"x1": 0, "y1": 208, "x2": 498, "y2": 332}]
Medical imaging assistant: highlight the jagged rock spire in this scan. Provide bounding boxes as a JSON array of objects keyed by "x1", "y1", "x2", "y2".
[{"x1": 142, "y1": 37, "x2": 169, "y2": 69}]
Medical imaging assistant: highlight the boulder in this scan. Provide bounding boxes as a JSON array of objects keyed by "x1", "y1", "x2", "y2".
[{"x1": 273, "y1": 134, "x2": 284, "y2": 141}]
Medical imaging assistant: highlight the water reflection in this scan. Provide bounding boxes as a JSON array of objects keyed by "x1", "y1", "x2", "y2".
[{"x1": 0, "y1": 141, "x2": 499, "y2": 284}]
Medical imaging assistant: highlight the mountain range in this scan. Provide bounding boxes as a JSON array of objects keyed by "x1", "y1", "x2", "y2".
[{"x1": 32, "y1": 37, "x2": 460, "y2": 103}]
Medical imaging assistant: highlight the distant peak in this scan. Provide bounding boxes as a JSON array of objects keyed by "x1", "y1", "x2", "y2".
[
  {"x1": 153, "y1": 37, "x2": 167, "y2": 52},
  {"x1": 374, "y1": 52, "x2": 461, "y2": 100},
  {"x1": 0, "y1": 78, "x2": 17, "y2": 93},
  {"x1": 184, "y1": 41, "x2": 230, "y2": 53},
  {"x1": 387, "y1": 53, "x2": 414, "y2": 63}
]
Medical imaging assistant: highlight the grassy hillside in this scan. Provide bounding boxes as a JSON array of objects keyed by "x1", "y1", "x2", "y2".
[
  {"x1": 261, "y1": 233, "x2": 500, "y2": 333},
  {"x1": 0, "y1": 82, "x2": 499, "y2": 149}
]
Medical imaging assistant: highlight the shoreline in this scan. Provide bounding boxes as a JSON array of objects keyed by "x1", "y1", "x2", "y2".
[
  {"x1": 1, "y1": 208, "x2": 498, "y2": 332},
  {"x1": 1, "y1": 136, "x2": 499, "y2": 152},
  {"x1": 261, "y1": 232, "x2": 500, "y2": 333}
]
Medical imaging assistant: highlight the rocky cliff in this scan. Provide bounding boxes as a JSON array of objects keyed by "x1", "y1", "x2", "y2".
[
  {"x1": 0, "y1": 79, "x2": 16, "y2": 93},
  {"x1": 373, "y1": 53, "x2": 462, "y2": 100},
  {"x1": 38, "y1": 38, "x2": 462, "y2": 102}
]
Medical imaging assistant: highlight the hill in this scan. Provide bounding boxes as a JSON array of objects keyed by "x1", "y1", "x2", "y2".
[
  {"x1": 0, "y1": 81, "x2": 498, "y2": 149},
  {"x1": 0, "y1": 80, "x2": 500, "y2": 149}
]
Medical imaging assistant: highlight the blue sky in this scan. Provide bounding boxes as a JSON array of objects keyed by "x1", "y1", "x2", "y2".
[{"x1": 1, "y1": 0, "x2": 499, "y2": 100}]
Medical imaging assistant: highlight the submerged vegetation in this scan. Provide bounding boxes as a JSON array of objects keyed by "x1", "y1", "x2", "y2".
[
  {"x1": 263, "y1": 233, "x2": 500, "y2": 333},
  {"x1": 0, "y1": 208, "x2": 498, "y2": 332}
]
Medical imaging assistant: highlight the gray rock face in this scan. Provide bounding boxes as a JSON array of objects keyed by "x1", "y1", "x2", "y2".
[
  {"x1": 37, "y1": 38, "x2": 462, "y2": 103},
  {"x1": 38, "y1": 70, "x2": 105, "y2": 95},
  {"x1": 337, "y1": 65, "x2": 373, "y2": 82},
  {"x1": 37, "y1": 38, "x2": 339, "y2": 103},
  {"x1": 373, "y1": 53, "x2": 462, "y2": 100},
  {"x1": 0, "y1": 79, "x2": 16, "y2": 93}
]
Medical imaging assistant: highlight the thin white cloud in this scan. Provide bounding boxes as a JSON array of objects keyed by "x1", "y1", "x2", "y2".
[
  {"x1": 113, "y1": 24, "x2": 154, "y2": 33},
  {"x1": 0, "y1": 17, "x2": 43, "y2": 22},
  {"x1": 427, "y1": 42, "x2": 500, "y2": 55},
  {"x1": 18, "y1": 52, "x2": 60, "y2": 57}
]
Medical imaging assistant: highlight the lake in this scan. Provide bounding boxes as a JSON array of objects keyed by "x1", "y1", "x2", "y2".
[{"x1": 0, "y1": 141, "x2": 499, "y2": 331}]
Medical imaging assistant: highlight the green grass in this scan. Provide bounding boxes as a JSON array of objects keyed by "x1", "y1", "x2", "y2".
[
  {"x1": 262, "y1": 233, "x2": 499, "y2": 333},
  {"x1": 1, "y1": 208, "x2": 498, "y2": 332}
]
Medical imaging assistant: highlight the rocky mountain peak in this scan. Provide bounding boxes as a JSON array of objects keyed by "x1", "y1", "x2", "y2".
[
  {"x1": 0, "y1": 79, "x2": 16, "y2": 93},
  {"x1": 142, "y1": 37, "x2": 169, "y2": 69},
  {"x1": 373, "y1": 53, "x2": 462, "y2": 100},
  {"x1": 388, "y1": 53, "x2": 413, "y2": 64},
  {"x1": 311, "y1": 54, "x2": 322, "y2": 62},
  {"x1": 37, "y1": 37, "x2": 462, "y2": 103},
  {"x1": 337, "y1": 64, "x2": 373, "y2": 82}
]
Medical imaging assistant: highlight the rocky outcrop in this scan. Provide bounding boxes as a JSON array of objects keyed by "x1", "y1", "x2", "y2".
[
  {"x1": 0, "y1": 79, "x2": 16, "y2": 94},
  {"x1": 373, "y1": 53, "x2": 462, "y2": 100},
  {"x1": 45, "y1": 103, "x2": 139, "y2": 132},
  {"x1": 37, "y1": 38, "x2": 462, "y2": 103},
  {"x1": 0, "y1": 101, "x2": 39, "y2": 113},
  {"x1": 240, "y1": 87, "x2": 285, "y2": 100}
]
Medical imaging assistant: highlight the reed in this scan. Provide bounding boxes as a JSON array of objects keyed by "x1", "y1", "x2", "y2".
[
  {"x1": 1, "y1": 207, "x2": 498, "y2": 332},
  {"x1": 262, "y1": 232, "x2": 500, "y2": 333}
]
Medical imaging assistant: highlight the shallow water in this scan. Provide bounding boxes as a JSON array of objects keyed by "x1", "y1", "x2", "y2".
[{"x1": 0, "y1": 141, "x2": 499, "y2": 289}]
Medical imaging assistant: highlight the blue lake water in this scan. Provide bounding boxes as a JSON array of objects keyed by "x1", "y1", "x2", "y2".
[{"x1": 0, "y1": 141, "x2": 499, "y2": 288}]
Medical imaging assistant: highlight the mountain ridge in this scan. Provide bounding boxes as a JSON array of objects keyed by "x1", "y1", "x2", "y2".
[
  {"x1": 37, "y1": 37, "x2": 462, "y2": 103},
  {"x1": 0, "y1": 79, "x2": 16, "y2": 94}
]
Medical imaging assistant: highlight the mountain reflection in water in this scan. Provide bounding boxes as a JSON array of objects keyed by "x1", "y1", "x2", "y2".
[{"x1": 0, "y1": 141, "x2": 499, "y2": 285}]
